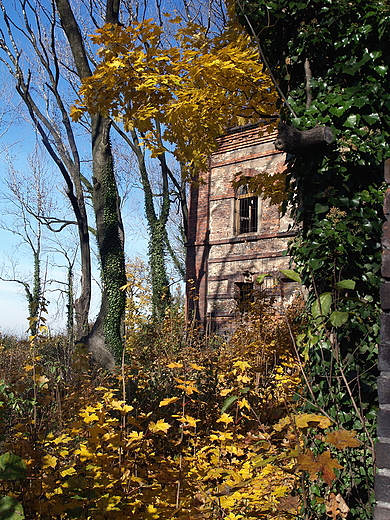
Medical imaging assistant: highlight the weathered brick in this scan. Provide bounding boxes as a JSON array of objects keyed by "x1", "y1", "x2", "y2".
[
  {"x1": 374, "y1": 505, "x2": 390, "y2": 520},
  {"x1": 383, "y1": 222, "x2": 390, "y2": 249},
  {"x1": 378, "y1": 410, "x2": 390, "y2": 439},
  {"x1": 381, "y1": 314, "x2": 390, "y2": 343},
  {"x1": 384, "y1": 189, "x2": 390, "y2": 219},
  {"x1": 186, "y1": 124, "x2": 293, "y2": 333},
  {"x1": 379, "y1": 344, "x2": 390, "y2": 372},
  {"x1": 378, "y1": 374, "x2": 390, "y2": 405},
  {"x1": 376, "y1": 442, "x2": 390, "y2": 469},
  {"x1": 376, "y1": 475, "x2": 390, "y2": 504},
  {"x1": 385, "y1": 158, "x2": 390, "y2": 184},
  {"x1": 382, "y1": 284, "x2": 390, "y2": 310},
  {"x1": 383, "y1": 252, "x2": 390, "y2": 278}
]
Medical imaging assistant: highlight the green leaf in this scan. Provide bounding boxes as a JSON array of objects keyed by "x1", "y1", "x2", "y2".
[
  {"x1": 374, "y1": 65, "x2": 388, "y2": 76},
  {"x1": 343, "y1": 114, "x2": 360, "y2": 128},
  {"x1": 329, "y1": 311, "x2": 349, "y2": 327},
  {"x1": 314, "y1": 203, "x2": 329, "y2": 214},
  {"x1": 221, "y1": 395, "x2": 239, "y2": 414},
  {"x1": 329, "y1": 106, "x2": 346, "y2": 117},
  {"x1": 311, "y1": 293, "x2": 332, "y2": 319},
  {"x1": 0, "y1": 453, "x2": 27, "y2": 481},
  {"x1": 256, "y1": 273, "x2": 270, "y2": 284},
  {"x1": 363, "y1": 113, "x2": 380, "y2": 125},
  {"x1": 280, "y1": 269, "x2": 302, "y2": 284},
  {"x1": 335, "y1": 279, "x2": 356, "y2": 290},
  {"x1": 0, "y1": 496, "x2": 25, "y2": 519}
]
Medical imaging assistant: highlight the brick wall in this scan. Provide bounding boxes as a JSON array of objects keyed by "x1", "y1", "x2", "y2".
[
  {"x1": 375, "y1": 158, "x2": 390, "y2": 519},
  {"x1": 186, "y1": 124, "x2": 296, "y2": 332}
]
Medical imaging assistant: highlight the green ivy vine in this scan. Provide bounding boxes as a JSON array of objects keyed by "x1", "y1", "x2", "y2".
[
  {"x1": 239, "y1": 0, "x2": 390, "y2": 517},
  {"x1": 101, "y1": 152, "x2": 126, "y2": 362}
]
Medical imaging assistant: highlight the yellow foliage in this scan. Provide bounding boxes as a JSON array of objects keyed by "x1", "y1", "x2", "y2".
[
  {"x1": 71, "y1": 15, "x2": 277, "y2": 177},
  {"x1": 0, "y1": 296, "x2": 361, "y2": 519}
]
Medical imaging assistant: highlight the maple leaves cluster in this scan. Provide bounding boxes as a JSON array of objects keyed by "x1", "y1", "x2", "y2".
[{"x1": 71, "y1": 15, "x2": 277, "y2": 177}]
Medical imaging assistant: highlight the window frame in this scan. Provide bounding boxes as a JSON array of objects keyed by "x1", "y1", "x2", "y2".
[{"x1": 235, "y1": 184, "x2": 259, "y2": 234}]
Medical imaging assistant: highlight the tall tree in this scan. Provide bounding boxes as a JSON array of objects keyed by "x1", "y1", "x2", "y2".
[
  {"x1": 0, "y1": 0, "x2": 93, "y2": 342},
  {"x1": 54, "y1": 0, "x2": 126, "y2": 367},
  {"x1": 238, "y1": 0, "x2": 390, "y2": 517},
  {"x1": 0, "y1": 0, "x2": 126, "y2": 368}
]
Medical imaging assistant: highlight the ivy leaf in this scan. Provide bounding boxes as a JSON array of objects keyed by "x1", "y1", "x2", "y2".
[
  {"x1": 314, "y1": 203, "x2": 329, "y2": 214},
  {"x1": 363, "y1": 113, "x2": 380, "y2": 125},
  {"x1": 343, "y1": 114, "x2": 360, "y2": 128},
  {"x1": 329, "y1": 106, "x2": 346, "y2": 117}
]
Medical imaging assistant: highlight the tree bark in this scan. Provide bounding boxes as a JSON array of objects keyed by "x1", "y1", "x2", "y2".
[
  {"x1": 274, "y1": 122, "x2": 333, "y2": 154},
  {"x1": 55, "y1": 0, "x2": 126, "y2": 368}
]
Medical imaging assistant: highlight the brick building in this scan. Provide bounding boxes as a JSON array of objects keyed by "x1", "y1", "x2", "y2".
[{"x1": 186, "y1": 123, "x2": 297, "y2": 333}]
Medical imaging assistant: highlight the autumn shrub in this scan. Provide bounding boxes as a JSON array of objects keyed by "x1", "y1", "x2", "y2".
[{"x1": 0, "y1": 297, "x2": 365, "y2": 520}]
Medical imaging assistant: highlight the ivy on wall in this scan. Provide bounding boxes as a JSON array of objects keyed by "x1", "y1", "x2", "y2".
[{"x1": 238, "y1": 0, "x2": 390, "y2": 517}]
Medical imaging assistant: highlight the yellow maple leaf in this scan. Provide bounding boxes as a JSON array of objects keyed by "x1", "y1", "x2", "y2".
[
  {"x1": 42, "y1": 454, "x2": 57, "y2": 469},
  {"x1": 145, "y1": 504, "x2": 160, "y2": 519},
  {"x1": 80, "y1": 411, "x2": 99, "y2": 424},
  {"x1": 75, "y1": 443, "x2": 94, "y2": 461},
  {"x1": 217, "y1": 413, "x2": 234, "y2": 425},
  {"x1": 166, "y1": 362, "x2": 183, "y2": 368},
  {"x1": 60, "y1": 466, "x2": 76, "y2": 477},
  {"x1": 317, "y1": 450, "x2": 343, "y2": 485},
  {"x1": 220, "y1": 388, "x2": 234, "y2": 396},
  {"x1": 295, "y1": 413, "x2": 332, "y2": 429},
  {"x1": 110, "y1": 399, "x2": 134, "y2": 414},
  {"x1": 189, "y1": 362, "x2": 205, "y2": 370},
  {"x1": 149, "y1": 419, "x2": 171, "y2": 434},
  {"x1": 323, "y1": 429, "x2": 362, "y2": 449},
  {"x1": 159, "y1": 396, "x2": 180, "y2": 407},
  {"x1": 233, "y1": 361, "x2": 252, "y2": 371},
  {"x1": 273, "y1": 416, "x2": 292, "y2": 432},
  {"x1": 177, "y1": 415, "x2": 199, "y2": 427}
]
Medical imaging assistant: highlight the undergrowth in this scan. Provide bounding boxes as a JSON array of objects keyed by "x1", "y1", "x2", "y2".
[{"x1": 0, "y1": 297, "x2": 365, "y2": 519}]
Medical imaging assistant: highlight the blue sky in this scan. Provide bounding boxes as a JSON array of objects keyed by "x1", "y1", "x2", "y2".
[
  {"x1": 0, "y1": 0, "x2": 187, "y2": 338},
  {"x1": 0, "y1": 122, "x2": 149, "y2": 337}
]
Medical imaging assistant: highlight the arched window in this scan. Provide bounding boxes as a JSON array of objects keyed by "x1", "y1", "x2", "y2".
[{"x1": 236, "y1": 185, "x2": 258, "y2": 234}]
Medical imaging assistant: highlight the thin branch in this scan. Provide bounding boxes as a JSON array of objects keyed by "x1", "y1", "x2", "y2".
[{"x1": 235, "y1": 0, "x2": 297, "y2": 119}]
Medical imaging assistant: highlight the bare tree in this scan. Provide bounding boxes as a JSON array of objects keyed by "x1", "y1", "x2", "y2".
[
  {"x1": 0, "y1": 149, "x2": 53, "y2": 335},
  {"x1": 0, "y1": 0, "x2": 126, "y2": 368}
]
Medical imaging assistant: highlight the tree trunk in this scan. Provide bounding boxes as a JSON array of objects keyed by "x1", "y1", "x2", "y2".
[
  {"x1": 55, "y1": 0, "x2": 126, "y2": 368},
  {"x1": 130, "y1": 129, "x2": 171, "y2": 320}
]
